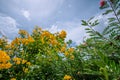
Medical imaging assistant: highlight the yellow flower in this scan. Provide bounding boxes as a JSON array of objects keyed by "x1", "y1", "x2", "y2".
[
  {"x1": 10, "y1": 78, "x2": 16, "y2": 80},
  {"x1": 11, "y1": 38, "x2": 20, "y2": 46},
  {"x1": 20, "y1": 36, "x2": 34, "y2": 45},
  {"x1": 28, "y1": 36, "x2": 34, "y2": 43},
  {"x1": 77, "y1": 71, "x2": 80, "y2": 75},
  {"x1": 70, "y1": 55, "x2": 74, "y2": 60},
  {"x1": 60, "y1": 47, "x2": 66, "y2": 53},
  {"x1": 22, "y1": 60, "x2": 27, "y2": 64},
  {"x1": 50, "y1": 40, "x2": 58, "y2": 45},
  {"x1": 68, "y1": 48, "x2": 74, "y2": 53},
  {"x1": 18, "y1": 30, "x2": 28, "y2": 35},
  {"x1": 13, "y1": 57, "x2": 21, "y2": 65},
  {"x1": 0, "y1": 50, "x2": 10, "y2": 62},
  {"x1": 0, "y1": 62, "x2": 12, "y2": 69},
  {"x1": 50, "y1": 35, "x2": 55, "y2": 40},
  {"x1": 59, "y1": 30, "x2": 67, "y2": 39},
  {"x1": 41, "y1": 37, "x2": 45, "y2": 44},
  {"x1": 13, "y1": 57, "x2": 21, "y2": 61},
  {"x1": 0, "y1": 50, "x2": 12, "y2": 69},
  {"x1": 21, "y1": 38, "x2": 28, "y2": 45},
  {"x1": 5, "y1": 44, "x2": 11, "y2": 49},
  {"x1": 23, "y1": 67, "x2": 28, "y2": 73},
  {"x1": 41, "y1": 31, "x2": 50, "y2": 37},
  {"x1": 63, "y1": 43, "x2": 67, "y2": 47},
  {"x1": 64, "y1": 51, "x2": 69, "y2": 57},
  {"x1": 32, "y1": 27, "x2": 42, "y2": 34},
  {"x1": 63, "y1": 75, "x2": 72, "y2": 80},
  {"x1": 26, "y1": 62, "x2": 31, "y2": 66},
  {"x1": 5, "y1": 62, "x2": 12, "y2": 69},
  {"x1": 16, "y1": 61, "x2": 20, "y2": 65}
]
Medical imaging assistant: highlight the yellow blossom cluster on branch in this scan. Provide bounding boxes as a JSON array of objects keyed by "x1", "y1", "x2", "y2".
[
  {"x1": 0, "y1": 50, "x2": 12, "y2": 69},
  {"x1": 18, "y1": 30, "x2": 29, "y2": 36},
  {"x1": 60, "y1": 46, "x2": 75, "y2": 60},
  {"x1": 63, "y1": 75, "x2": 72, "y2": 80},
  {"x1": 10, "y1": 78, "x2": 16, "y2": 80},
  {"x1": 10, "y1": 37, "x2": 34, "y2": 47},
  {"x1": 59, "y1": 30, "x2": 67, "y2": 39},
  {"x1": 13, "y1": 57, "x2": 30, "y2": 65}
]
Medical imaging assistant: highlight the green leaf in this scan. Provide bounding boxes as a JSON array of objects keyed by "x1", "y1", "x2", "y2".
[
  {"x1": 103, "y1": 10, "x2": 113, "y2": 15},
  {"x1": 81, "y1": 20, "x2": 88, "y2": 26},
  {"x1": 117, "y1": 10, "x2": 120, "y2": 16},
  {"x1": 91, "y1": 20, "x2": 99, "y2": 26},
  {"x1": 113, "y1": 0, "x2": 120, "y2": 9},
  {"x1": 109, "y1": 22, "x2": 119, "y2": 27},
  {"x1": 88, "y1": 17, "x2": 94, "y2": 22},
  {"x1": 86, "y1": 31, "x2": 93, "y2": 34},
  {"x1": 108, "y1": 17, "x2": 116, "y2": 22},
  {"x1": 85, "y1": 28, "x2": 90, "y2": 30}
]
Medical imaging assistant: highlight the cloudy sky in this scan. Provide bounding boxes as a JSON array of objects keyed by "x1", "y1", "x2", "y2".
[{"x1": 0, "y1": 0, "x2": 103, "y2": 44}]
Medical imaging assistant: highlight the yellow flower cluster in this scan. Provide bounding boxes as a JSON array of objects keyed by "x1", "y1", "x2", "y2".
[
  {"x1": 10, "y1": 36, "x2": 34, "y2": 47},
  {"x1": 32, "y1": 28, "x2": 67, "y2": 48},
  {"x1": 32, "y1": 27, "x2": 42, "y2": 34},
  {"x1": 21, "y1": 36, "x2": 34, "y2": 45},
  {"x1": 18, "y1": 30, "x2": 29, "y2": 35},
  {"x1": 49, "y1": 35, "x2": 58, "y2": 45},
  {"x1": 70, "y1": 55, "x2": 74, "y2": 60},
  {"x1": 50, "y1": 39, "x2": 58, "y2": 46},
  {"x1": 63, "y1": 75, "x2": 72, "y2": 80},
  {"x1": 41, "y1": 31, "x2": 51, "y2": 37},
  {"x1": 62, "y1": 47, "x2": 75, "y2": 60},
  {"x1": 0, "y1": 62, "x2": 12, "y2": 70},
  {"x1": 39, "y1": 30, "x2": 59, "y2": 46},
  {"x1": 60, "y1": 47, "x2": 66, "y2": 53},
  {"x1": 64, "y1": 51, "x2": 69, "y2": 56},
  {"x1": 0, "y1": 50, "x2": 12, "y2": 69},
  {"x1": 11, "y1": 38, "x2": 20, "y2": 47},
  {"x1": 68, "y1": 48, "x2": 74, "y2": 53},
  {"x1": 59, "y1": 30, "x2": 67, "y2": 39},
  {"x1": 5, "y1": 44, "x2": 11, "y2": 49},
  {"x1": 22, "y1": 59, "x2": 27, "y2": 64},
  {"x1": 13, "y1": 57, "x2": 21, "y2": 65},
  {"x1": 10, "y1": 78, "x2": 16, "y2": 80},
  {"x1": 13, "y1": 57, "x2": 30, "y2": 65},
  {"x1": 70, "y1": 48, "x2": 74, "y2": 60},
  {"x1": 26, "y1": 62, "x2": 31, "y2": 66},
  {"x1": 23, "y1": 67, "x2": 28, "y2": 73}
]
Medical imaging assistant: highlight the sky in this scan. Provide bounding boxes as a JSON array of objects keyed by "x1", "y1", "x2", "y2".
[{"x1": 0, "y1": 0, "x2": 104, "y2": 44}]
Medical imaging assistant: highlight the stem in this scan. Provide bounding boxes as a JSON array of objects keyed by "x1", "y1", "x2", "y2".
[
  {"x1": 88, "y1": 25, "x2": 119, "y2": 48},
  {"x1": 107, "y1": 0, "x2": 120, "y2": 25}
]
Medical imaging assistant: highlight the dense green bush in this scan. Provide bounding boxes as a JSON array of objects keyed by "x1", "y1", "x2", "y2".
[{"x1": 0, "y1": 0, "x2": 120, "y2": 80}]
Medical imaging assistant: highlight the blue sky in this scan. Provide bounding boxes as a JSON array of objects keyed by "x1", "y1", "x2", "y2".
[{"x1": 0, "y1": 0, "x2": 103, "y2": 44}]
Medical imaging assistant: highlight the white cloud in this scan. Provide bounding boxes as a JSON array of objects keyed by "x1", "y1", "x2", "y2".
[
  {"x1": 47, "y1": 20, "x2": 88, "y2": 44},
  {"x1": 47, "y1": 13, "x2": 113, "y2": 44},
  {"x1": 21, "y1": 9, "x2": 31, "y2": 20},
  {"x1": 46, "y1": 25, "x2": 61, "y2": 33},
  {"x1": 0, "y1": 15, "x2": 19, "y2": 39},
  {"x1": 90, "y1": 13, "x2": 114, "y2": 32},
  {"x1": 93, "y1": 14, "x2": 112, "y2": 25},
  {"x1": 13, "y1": 0, "x2": 64, "y2": 19}
]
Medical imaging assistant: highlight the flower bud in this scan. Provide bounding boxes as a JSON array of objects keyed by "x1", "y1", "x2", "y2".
[{"x1": 100, "y1": 0, "x2": 105, "y2": 7}]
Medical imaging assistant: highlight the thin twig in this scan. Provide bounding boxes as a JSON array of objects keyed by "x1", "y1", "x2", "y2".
[{"x1": 107, "y1": 0, "x2": 120, "y2": 25}]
